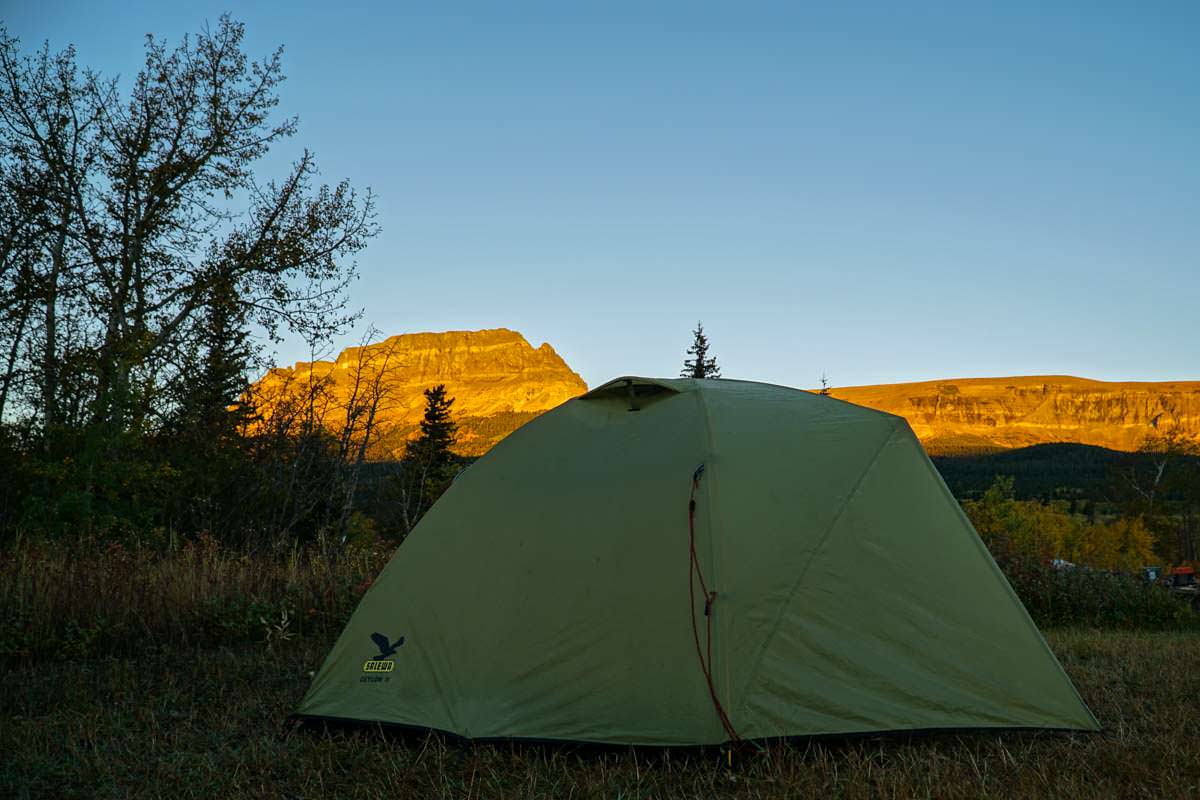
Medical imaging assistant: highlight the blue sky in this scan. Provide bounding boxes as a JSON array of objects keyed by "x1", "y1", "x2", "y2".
[{"x1": 5, "y1": 1, "x2": 1198, "y2": 388}]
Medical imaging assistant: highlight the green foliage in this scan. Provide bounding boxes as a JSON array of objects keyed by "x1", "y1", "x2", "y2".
[
  {"x1": 989, "y1": 549, "x2": 1199, "y2": 630},
  {"x1": 0, "y1": 16, "x2": 376, "y2": 549},
  {"x1": 962, "y1": 477, "x2": 1199, "y2": 630},
  {"x1": 390, "y1": 385, "x2": 462, "y2": 535},
  {"x1": 0, "y1": 410, "x2": 363, "y2": 546},
  {"x1": 414, "y1": 384, "x2": 457, "y2": 456},
  {"x1": 964, "y1": 476, "x2": 1158, "y2": 571},
  {"x1": 1115, "y1": 429, "x2": 1200, "y2": 564}
]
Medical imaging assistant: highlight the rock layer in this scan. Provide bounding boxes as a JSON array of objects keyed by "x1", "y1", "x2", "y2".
[
  {"x1": 828, "y1": 375, "x2": 1200, "y2": 454},
  {"x1": 253, "y1": 329, "x2": 587, "y2": 456}
]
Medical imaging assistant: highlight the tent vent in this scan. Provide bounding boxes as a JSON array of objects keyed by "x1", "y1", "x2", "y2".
[{"x1": 580, "y1": 376, "x2": 682, "y2": 409}]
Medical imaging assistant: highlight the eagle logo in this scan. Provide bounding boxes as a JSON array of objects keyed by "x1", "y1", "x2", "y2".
[{"x1": 370, "y1": 632, "x2": 405, "y2": 660}]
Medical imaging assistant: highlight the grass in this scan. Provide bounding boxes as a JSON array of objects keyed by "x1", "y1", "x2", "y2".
[
  {"x1": 3, "y1": 631, "x2": 1199, "y2": 798},
  {"x1": 0, "y1": 535, "x2": 388, "y2": 661},
  {"x1": 3, "y1": 541, "x2": 1200, "y2": 798}
]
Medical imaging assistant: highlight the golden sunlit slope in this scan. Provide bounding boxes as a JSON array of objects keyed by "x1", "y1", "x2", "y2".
[
  {"x1": 251, "y1": 329, "x2": 587, "y2": 456},
  {"x1": 253, "y1": 335, "x2": 1199, "y2": 458},
  {"x1": 828, "y1": 375, "x2": 1200, "y2": 454}
]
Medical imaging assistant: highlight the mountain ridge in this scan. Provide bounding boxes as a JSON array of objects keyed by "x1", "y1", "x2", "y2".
[
  {"x1": 828, "y1": 374, "x2": 1200, "y2": 453},
  {"x1": 252, "y1": 329, "x2": 1199, "y2": 457}
]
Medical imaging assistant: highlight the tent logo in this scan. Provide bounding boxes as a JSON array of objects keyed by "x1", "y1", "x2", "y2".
[{"x1": 362, "y1": 632, "x2": 405, "y2": 674}]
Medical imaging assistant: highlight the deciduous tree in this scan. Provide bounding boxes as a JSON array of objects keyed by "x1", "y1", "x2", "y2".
[
  {"x1": 0, "y1": 16, "x2": 375, "y2": 437},
  {"x1": 0, "y1": 17, "x2": 378, "y2": 542}
]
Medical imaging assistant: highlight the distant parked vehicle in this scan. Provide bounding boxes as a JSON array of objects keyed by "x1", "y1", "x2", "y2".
[{"x1": 1165, "y1": 566, "x2": 1199, "y2": 610}]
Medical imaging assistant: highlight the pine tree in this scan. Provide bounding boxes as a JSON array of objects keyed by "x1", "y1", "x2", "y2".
[
  {"x1": 162, "y1": 276, "x2": 256, "y2": 535},
  {"x1": 399, "y1": 384, "x2": 459, "y2": 533},
  {"x1": 681, "y1": 322, "x2": 720, "y2": 379},
  {"x1": 176, "y1": 277, "x2": 254, "y2": 438}
]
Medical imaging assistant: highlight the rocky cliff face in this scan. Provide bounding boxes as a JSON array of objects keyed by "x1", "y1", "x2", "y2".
[
  {"x1": 255, "y1": 334, "x2": 1198, "y2": 458},
  {"x1": 829, "y1": 376, "x2": 1200, "y2": 454},
  {"x1": 252, "y1": 329, "x2": 587, "y2": 456}
]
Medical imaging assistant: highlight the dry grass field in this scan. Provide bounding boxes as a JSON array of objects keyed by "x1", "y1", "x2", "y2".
[{"x1": 3, "y1": 631, "x2": 1199, "y2": 797}]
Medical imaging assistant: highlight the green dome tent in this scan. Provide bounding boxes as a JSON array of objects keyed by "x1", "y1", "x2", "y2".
[{"x1": 296, "y1": 377, "x2": 1098, "y2": 745}]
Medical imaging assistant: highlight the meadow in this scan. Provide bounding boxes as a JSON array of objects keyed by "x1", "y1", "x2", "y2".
[{"x1": 2, "y1": 538, "x2": 1199, "y2": 799}]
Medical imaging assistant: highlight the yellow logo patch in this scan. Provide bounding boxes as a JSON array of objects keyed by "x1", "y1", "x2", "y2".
[{"x1": 362, "y1": 660, "x2": 395, "y2": 673}]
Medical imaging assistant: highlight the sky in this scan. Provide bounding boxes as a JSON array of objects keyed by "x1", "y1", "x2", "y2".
[{"x1": 4, "y1": 1, "x2": 1198, "y2": 389}]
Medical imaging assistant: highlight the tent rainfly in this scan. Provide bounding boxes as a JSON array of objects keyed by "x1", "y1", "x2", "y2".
[{"x1": 295, "y1": 376, "x2": 1099, "y2": 745}]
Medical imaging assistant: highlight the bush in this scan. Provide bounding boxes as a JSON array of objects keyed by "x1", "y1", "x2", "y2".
[
  {"x1": 991, "y1": 546, "x2": 1200, "y2": 630},
  {"x1": 962, "y1": 477, "x2": 1199, "y2": 628}
]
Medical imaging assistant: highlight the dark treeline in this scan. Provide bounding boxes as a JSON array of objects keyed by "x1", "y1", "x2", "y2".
[{"x1": 934, "y1": 443, "x2": 1198, "y2": 503}]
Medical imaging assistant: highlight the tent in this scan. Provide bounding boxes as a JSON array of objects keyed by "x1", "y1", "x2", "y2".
[{"x1": 295, "y1": 377, "x2": 1098, "y2": 745}]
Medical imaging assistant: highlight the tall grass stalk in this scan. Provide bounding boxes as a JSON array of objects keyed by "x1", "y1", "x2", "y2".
[{"x1": 0, "y1": 534, "x2": 388, "y2": 661}]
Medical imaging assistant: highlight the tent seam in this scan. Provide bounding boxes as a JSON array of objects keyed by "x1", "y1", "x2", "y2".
[
  {"x1": 692, "y1": 386, "x2": 728, "y2": 740},
  {"x1": 731, "y1": 418, "x2": 903, "y2": 725}
]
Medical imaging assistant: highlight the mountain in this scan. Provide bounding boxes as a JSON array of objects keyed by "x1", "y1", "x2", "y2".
[
  {"x1": 252, "y1": 329, "x2": 587, "y2": 456},
  {"x1": 828, "y1": 375, "x2": 1200, "y2": 454},
  {"x1": 254, "y1": 332, "x2": 1198, "y2": 460}
]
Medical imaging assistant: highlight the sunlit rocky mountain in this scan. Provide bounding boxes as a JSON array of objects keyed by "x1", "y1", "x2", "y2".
[
  {"x1": 251, "y1": 329, "x2": 587, "y2": 456},
  {"x1": 829, "y1": 375, "x2": 1200, "y2": 454},
  {"x1": 253, "y1": 329, "x2": 1199, "y2": 458}
]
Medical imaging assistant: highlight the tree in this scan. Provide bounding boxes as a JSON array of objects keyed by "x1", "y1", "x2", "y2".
[
  {"x1": 963, "y1": 476, "x2": 1159, "y2": 571},
  {"x1": 681, "y1": 321, "x2": 720, "y2": 379},
  {"x1": 397, "y1": 385, "x2": 459, "y2": 534},
  {"x1": 330, "y1": 330, "x2": 403, "y2": 541},
  {"x1": 0, "y1": 16, "x2": 375, "y2": 437},
  {"x1": 0, "y1": 17, "x2": 378, "y2": 540},
  {"x1": 157, "y1": 274, "x2": 257, "y2": 536},
  {"x1": 169, "y1": 276, "x2": 255, "y2": 440},
  {"x1": 1117, "y1": 413, "x2": 1200, "y2": 563},
  {"x1": 0, "y1": 35, "x2": 101, "y2": 432},
  {"x1": 819, "y1": 375, "x2": 832, "y2": 396}
]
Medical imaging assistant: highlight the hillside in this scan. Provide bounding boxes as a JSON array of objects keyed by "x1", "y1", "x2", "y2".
[
  {"x1": 829, "y1": 375, "x2": 1200, "y2": 454},
  {"x1": 251, "y1": 329, "x2": 587, "y2": 456}
]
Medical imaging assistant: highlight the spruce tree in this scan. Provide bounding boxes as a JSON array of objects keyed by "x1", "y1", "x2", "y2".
[
  {"x1": 410, "y1": 384, "x2": 457, "y2": 464},
  {"x1": 164, "y1": 276, "x2": 256, "y2": 536},
  {"x1": 399, "y1": 384, "x2": 459, "y2": 532},
  {"x1": 681, "y1": 322, "x2": 721, "y2": 379},
  {"x1": 175, "y1": 277, "x2": 254, "y2": 438}
]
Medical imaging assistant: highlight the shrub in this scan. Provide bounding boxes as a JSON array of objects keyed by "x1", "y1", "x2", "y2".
[{"x1": 990, "y1": 546, "x2": 1200, "y2": 630}]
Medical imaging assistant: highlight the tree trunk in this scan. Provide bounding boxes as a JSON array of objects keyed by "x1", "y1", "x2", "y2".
[
  {"x1": 41, "y1": 225, "x2": 65, "y2": 437},
  {"x1": 0, "y1": 295, "x2": 33, "y2": 422}
]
